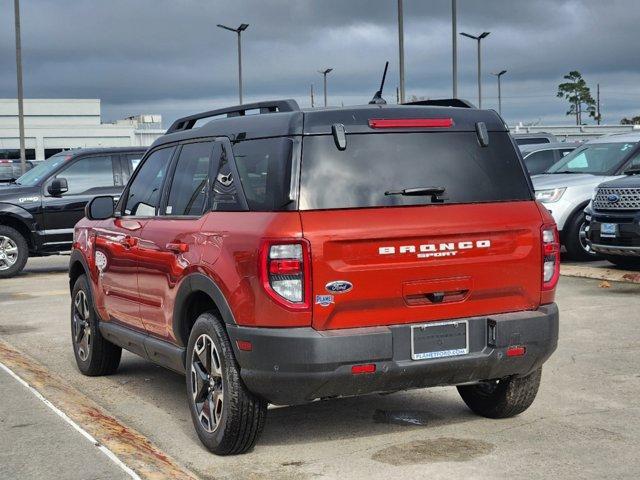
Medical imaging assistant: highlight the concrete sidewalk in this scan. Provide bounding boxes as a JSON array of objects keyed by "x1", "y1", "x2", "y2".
[
  {"x1": 0, "y1": 366, "x2": 130, "y2": 480},
  {"x1": 561, "y1": 260, "x2": 640, "y2": 284}
]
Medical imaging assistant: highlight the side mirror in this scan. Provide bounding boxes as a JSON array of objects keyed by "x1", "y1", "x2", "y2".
[
  {"x1": 47, "y1": 177, "x2": 68, "y2": 196},
  {"x1": 85, "y1": 196, "x2": 115, "y2": 220}
]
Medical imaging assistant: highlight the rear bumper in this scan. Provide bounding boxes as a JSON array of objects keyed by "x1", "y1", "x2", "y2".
[{"x1": 227, "y1": 304, "x2": 559, "y2": 405}]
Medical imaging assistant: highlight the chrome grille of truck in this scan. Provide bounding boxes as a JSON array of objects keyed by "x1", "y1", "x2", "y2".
[{"x1": 593, "y1": 187, "x2": 640, "y2": 210}]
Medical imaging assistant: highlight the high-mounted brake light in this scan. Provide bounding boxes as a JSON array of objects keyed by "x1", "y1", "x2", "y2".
[
  {"x1": 259, "y1": 239, "x2": 311, "y2": 310},
  {"x1": 368, "y1": 118, "x2": 454, "y2": 129},
  {"x1": 541, "y1": 225, "x2": 560, "y2": 291}
]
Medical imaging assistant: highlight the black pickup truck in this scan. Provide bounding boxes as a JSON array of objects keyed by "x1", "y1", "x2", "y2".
[{"x1": 0, "y1": 147, "x2": 146, "y2": 278}]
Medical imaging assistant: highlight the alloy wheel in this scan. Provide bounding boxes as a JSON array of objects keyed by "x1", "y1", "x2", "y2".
[
  {"x1": 578, "y1": 221, "x2": 595, "y2": 256},
  {"x1": 73, "y1": 290, "x2": 91, "y2": 361},
  {"x1": 0, "y1": 235, "x2": 19, "y2": 271},
  {"x1": 191, "y1": 334, "x2": 224, "y2": 433}
]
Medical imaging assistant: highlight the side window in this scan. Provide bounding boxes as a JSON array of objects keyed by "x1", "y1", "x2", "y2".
[
  {"x1": 124, "y1": 147, "x2": 174, "y2": 216},
  {"x1": 524, "y1": 150, "x2": 556, "y2": 175},
  {"x1": 625, "y1": 153, "x2": 640, "y2": 171},
  {"x1": 559, "y1": 149, "x2": 573, "y2": 157},
  {"x1": 231, "y1": 138, "x2": 292, "y2": 211},
  {"x1": 53, "y1": 156, "x2": 115, "y2": 195},
  {"x1": 121, "y1": 153, "x2": 144, "y2": 184},
  {"x1": 165, "y1": 142, "x2": 213, "y2": 216},
  {"x1": 211, "y1": 145, "x2": 243, "y2": 211}
]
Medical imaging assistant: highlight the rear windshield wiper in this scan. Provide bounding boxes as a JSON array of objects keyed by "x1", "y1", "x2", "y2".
[{"x1": 385, "y1": 186, "x2": 447, "y2": 203}]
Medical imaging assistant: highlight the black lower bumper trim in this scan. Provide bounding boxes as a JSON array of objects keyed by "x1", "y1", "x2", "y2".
[{"x1": 227, "y1": 304, "x2": 559, "y2": 405}]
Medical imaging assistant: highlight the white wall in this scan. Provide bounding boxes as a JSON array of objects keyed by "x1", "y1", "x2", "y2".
[{"x1": 0, "y1": 99, "x2": 163, "y2": 159}]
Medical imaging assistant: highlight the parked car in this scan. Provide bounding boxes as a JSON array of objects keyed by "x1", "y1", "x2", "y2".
[
  {"x1": 512, "y1": 132, "x2": 558, "y2": 147},
  {"x1": 0, "y1": 147, "x2": 146, "y2": 278},
  {"x1": 70, "y1": 99, "x2": 559, "y2": 455},
  {"x1": 585, "y1": 169, "x2": 640, "y2": 268},
  {"x1": 520, "y1": 142, "x2": 580, "y2": 175},
  {"x1": 0, "y1": 159, "x2": 35, "y2": 182},
  {"x1": 532, "y1": 133, "x2": 640, "y2": 260}
]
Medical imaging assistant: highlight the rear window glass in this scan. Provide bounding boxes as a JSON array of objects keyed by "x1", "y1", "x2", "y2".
[{"x1": 299, "y1": 132, "x2": 531, "y2": 210}]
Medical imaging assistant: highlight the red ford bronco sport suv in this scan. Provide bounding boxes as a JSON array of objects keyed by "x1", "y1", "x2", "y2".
[{"x1": 69, "y1": 99, "x2": 559, "y2": 455}]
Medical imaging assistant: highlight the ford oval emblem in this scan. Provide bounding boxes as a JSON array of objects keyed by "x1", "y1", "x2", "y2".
[
  {"x1": 607, "y1": 194, "x2": 620, "y2": 203},
  {"x1": 325, "y1": 280, "x2": 353, "y2": 294}
]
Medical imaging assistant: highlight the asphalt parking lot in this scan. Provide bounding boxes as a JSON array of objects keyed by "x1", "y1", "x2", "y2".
[{"x1": 1, "y1": 256, "x2": 639, "y2": 480}]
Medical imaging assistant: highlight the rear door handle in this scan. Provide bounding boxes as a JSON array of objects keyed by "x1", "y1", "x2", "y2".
[{"x1": 166, "y1": 242, "x2": 189, "y2": 254}]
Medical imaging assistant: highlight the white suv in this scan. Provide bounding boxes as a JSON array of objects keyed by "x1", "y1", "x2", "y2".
[{"x1": 532, "y1": 133, "x2": 640, "y2": 260}]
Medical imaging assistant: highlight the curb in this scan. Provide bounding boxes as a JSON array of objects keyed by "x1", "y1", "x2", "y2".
[{"x1": 561, "y1": 264, "x2": 640, "y2": 285}]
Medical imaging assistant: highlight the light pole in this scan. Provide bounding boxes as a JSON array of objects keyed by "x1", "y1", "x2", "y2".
[
  {"x1": 13, "y1": 0, "x2": 26, "y2": 174},
  {"x1": 397, "y1": 0, "x2": 405, "y2": 103},
  {"x1": 491, "y1": 70, "x2": 507, "y2": 116},
  {"x1": 451, "y1": 0, "x2": 457, "y2": 98},
  {"x1": 318, "y1": 68, "x2": 333, "y2": 107},
  {"x1": 217, "y1": 23, "x2": 249, "y2": 104},
  {"x1": 460, "y1": 31, "x2": 490, "y2": 108}
]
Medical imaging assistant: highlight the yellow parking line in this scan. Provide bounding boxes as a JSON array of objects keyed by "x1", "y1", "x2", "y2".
[{"x1": 0, "y1": 339, "x2": 199, "y2": 480}]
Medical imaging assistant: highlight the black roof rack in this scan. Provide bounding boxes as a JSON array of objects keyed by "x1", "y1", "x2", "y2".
[
  {"x1": 166, "y1": 99, "x2": 300, "y2": 134},
  {"x1": 402, "y1": 98, "x2": 476, "y2": 108}
]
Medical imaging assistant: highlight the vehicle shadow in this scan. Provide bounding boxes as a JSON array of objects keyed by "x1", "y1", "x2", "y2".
[
  {"x1": 113, "y1": 354, "x2": 479, "y2": 447},
  {"x1": 259, "y1": 389, "x2": 478, "y2": 446}
]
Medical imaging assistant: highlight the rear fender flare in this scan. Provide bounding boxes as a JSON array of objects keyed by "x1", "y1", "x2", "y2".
[{"x1": 172, "y1": 273, "x2": 237, "y2": 347}]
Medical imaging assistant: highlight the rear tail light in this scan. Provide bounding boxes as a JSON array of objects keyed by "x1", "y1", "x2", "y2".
[
  {"x1": 259, "y1": 240, "x2": 311, "y2": 310},
  {"x1": 541, "y1": 225, "x2": 560, "y2": 290}
]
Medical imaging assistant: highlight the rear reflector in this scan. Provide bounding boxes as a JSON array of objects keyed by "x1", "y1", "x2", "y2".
[
  {"x1": 236, "y1": 340, "x2": 253, "y2": 351},
  {"x1": 368, "y1": 118, "x2": 454, "y2": 129},
  {"x1": 351, "y1": 364, "x2": 376, "y2": 375},
  {"x1": 506, "y1": 346, "x2": 526, "y2": 357}
]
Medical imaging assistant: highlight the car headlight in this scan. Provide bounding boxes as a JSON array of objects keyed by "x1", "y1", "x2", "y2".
[{"x1": 535, "y1": 187, "x2": 567, "y2": 203}]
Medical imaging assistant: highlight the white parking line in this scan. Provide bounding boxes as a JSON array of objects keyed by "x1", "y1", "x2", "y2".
[{"x1": 0, "y1": 361, "x2": 141, "y2": 480}]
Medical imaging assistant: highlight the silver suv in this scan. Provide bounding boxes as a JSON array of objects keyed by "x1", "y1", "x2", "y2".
[{"x1": 532, "y1": 133, "x2": 640, "y2": 260}]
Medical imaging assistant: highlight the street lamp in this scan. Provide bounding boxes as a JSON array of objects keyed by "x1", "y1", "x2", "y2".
[
  {"x1": 460, "y1": 31, "x2": 490, "y2": 108},
  {"x1": 318, "y1": 68, "x2": 333, "y2": 107},
  {"x1": 13, "y1": 0, "x2": 26, "y2": 174},
  {"x1": 491, "y1": 70, "x2": 507, "y2": 116},
  {"x1": 217, "y1": 23, "x2": 249, "y2": 104},
  {"x1": 451, "y1": 0, "x2": 458, "y2": 98},
  {"x1": 397, "y1": 0, "x2": 405, "y2": 103}
]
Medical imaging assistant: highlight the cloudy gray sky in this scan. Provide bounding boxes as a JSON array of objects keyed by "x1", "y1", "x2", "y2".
[{"x1": 1, "y1": 0, "x2": 639, "y2": 127}]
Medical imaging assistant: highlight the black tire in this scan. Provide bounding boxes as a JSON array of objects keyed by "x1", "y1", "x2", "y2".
[
  {"x1": 603, "y1": 255, "x2": 640, "y2": 270},
  {"x1": 186, "y1": 312, "x2": 267, "y2": 455},
  {"x1": 564, "y1": 211, "x2": 598, "y2": 261},
  {"x1": 0, "y1": 225, "x2": 29, "y2": 279},
  {"x1": 71, "y1": 275, "x2": 121, "y2": 376},
  {"x1": 457, "y1": 368, "x2": 542, "y2": 419}
]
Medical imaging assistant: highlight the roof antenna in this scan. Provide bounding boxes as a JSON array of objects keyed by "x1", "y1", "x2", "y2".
[{"x1": 369, "y1": 61, "x2": 389, "y2": 105}]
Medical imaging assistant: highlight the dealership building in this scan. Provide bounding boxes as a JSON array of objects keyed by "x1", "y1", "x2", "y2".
[{"x1": 0, "y1": 99, "x2": 164, "y2": 160}]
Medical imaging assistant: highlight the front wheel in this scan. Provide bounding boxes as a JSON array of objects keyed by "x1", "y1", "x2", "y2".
[
  {"x1": 603, "y1": 255, "x2": 640, "y2": 270},
  {"x1": 0, "y1": 225, "x2": 29, "y2": 279},
  {"x1": 186, "y1": 312, "x2": 267, "y2": 455},
  {"x1": 71, "y1": 275, "x2": 122, "y2": 376},
  {"x1": 564, "y1": 212, "x2": 599, "y2": 261},
  {"x1": 457, "y1": 368, "x2": 542, "y2": 419}
]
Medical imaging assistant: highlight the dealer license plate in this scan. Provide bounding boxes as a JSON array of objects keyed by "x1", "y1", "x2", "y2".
[
  {"x1": 411, "y1": 320, "x2": 469, "y2": 360},
  {"x1": 601, "y1": 223, "x2": 617, "y2": 238}
]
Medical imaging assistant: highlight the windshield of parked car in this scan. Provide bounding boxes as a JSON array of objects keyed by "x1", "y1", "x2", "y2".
[
  {"x1": 546, "y1": 142, "x2": 637, "y2": 175},
  {"x1": 299, "y1": 132, "x2": 532, "y2": 210},
  {"x1": 14, "y1": 154, "x2": 70, "y2": 186}
]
